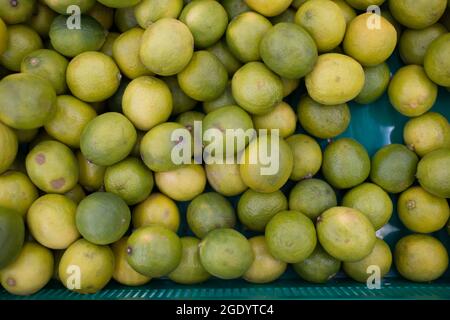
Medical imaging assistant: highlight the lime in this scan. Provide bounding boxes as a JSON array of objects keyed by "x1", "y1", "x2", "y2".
[
  {"x1": 297, "y1": 95, "x2": 351, "y2": 139},
  {"x1": 199, "y1": 228, "x2": 254, "y2": 279},
  {"x1": 0, "y1": 24, "x2": 43, "y2": 72},
  {"x1": 370, "y1": 144, "x2": 419, "y2": 194},
  {"x1": 64, "y1": 184, "x2": 86, "y2": 205},
  {"x1": 389, "y1": 0, "x2": 447, "y2": 29},
  {"x1": 163, "y1": 76, "x2": 198, "y2": 115},
  {"x1": 76, "y1": 192, "x2": 131, "y2": 245},
  {"x1": 0, "y1": 121, "x2": 18, "y2": 175},
  {"x1": 59, "y1": 239, "x2": 114, "y2": 294},
  {"x1": 123, "y1": 76, "x2": 173, "y2": 131},
  {"x1": 343, "y1": 13, "x2": 397, "y2": 66},
  {"x1": 398, "y1": 186, "x2": 449, "y2": 233},
  {"x1": 112, "y1": 27, "x2": 152, "y2": 79},
  {"x1": 21, "y1": 49, "x2": 68, "y2": 95},
  {"x1": 0, "y1": 18, "x2": 6, "y2": 55},
  {"x1": 88, "y1": 2, "x2": 114, "y2": 29},
  {"x1": 100, "y1": 31, "x2": 119, "y2": 57},
  {"x1": 416, "y1": 148, "x2": 450, "y2": 198},
  {"x1": 0, "y1": 0, "x2": 35, "y2": 24},
  {"x1": 0, "y1": 242, "x2": 53, "y2": 296},
  {"x1": 187, "y1": 192, "x2": 236, "y2": 238},
  {"x1": 104, "y1": 157, "x2": 154, "y2": 205},
  {"x1": 232, "y1": 62, "x2": 283, "y2": 115},
  {"x1": 395, "y1": 234, "x2": 448, "y2": 282},
  {"x1": 127, "y1": 225, "x2": 182, "y2": 277},
  {"x1": 243, "y1": 236, "x2": 287, "y2": 284},
  {"x1": 44, "y1": 0, "x2": 96, "y2": 14},
  {"x1": 245, "y1": 0, "x2": 292, "y2": 17},
  {"x1": 140, "y1": 122, "x2": 192, "y2": 172},
  {"x1": 222, "y1": 0, "x2": 250, "y2": 19},
  {"x1": 424, "y1": 33, "x2": 450, "y2": 87},
  {"x1": 289, "y1": 179, "x2": 337, "y2": 220},
  {"x1": 26, "y1": 140, "x2": 78, "y2": 194},
  {"x1": 270, "y1": 7, "x2": 296, "y2": 24},
  {"x1": 77, "y1": 151, "x2": 106, "y2": 192},
  {"x1": 134, "y1": 0, "x2": 183, "y2": 28},
  {"x1": 388, "y1": 65, "x2": 437, "y2": 117},
  {"x1": 305, "y1": 53, "x2": 365, "y2": 105},
  {"x1": 115, "y1": 6, "x2": 138, "y2": 32},
  {"x1": 28, "y1": 3, "x2": 57, "y2": 38},
  {"x1": 206, "y1": 162, "x2": 248, "y2": 196},
  {"x1": 317, "y1": 206, "x2": 376, "y2": 262},
  {"x1": 207, "y1": 40, "x2": 242, "y2": 76},
  {"x1": 266, "y1": 210, "x2": 317, "y2": 263},
  {"x1": 292, "y1": 244, "x2": 341, "y2": 283},
  {"x1": 281, "y1": 78, "x2": 300, "y2": 97},
  {"x1": 345, "y1": 0, "x2": 385, "y2": 10},
  {"x1": 343, "y1": 238, "x2": 392, "y2": 283},
  {"x1": 176, "y1": 111, "x2": 205, "y2": 136},
  {"x1": 240, "y1": 135, "x2": 294, "y2": 193},
  {"x1": 98, "y1": 0, "x2": 141, "y2": 8},
  {"x1": 322, "y1": 138, "x2": 371, "y2": 189},
  {"x1": 202, "y1": 83, "x2": 236, "y2": 113},
  {"x1": 0, "y1": 207, "x2": 24, "y2": 269},
  {"x1": 168, "y1": 237, "x2": 211, "y2": 284},
  {"x1": 403, "y1": 112, "x2": 450, "y2": 157},
  {"x1": 399, "y1": 24, "x2": 447, "y2": 65},
  {"x1": 286, "y1": 134, "x2": 322, "y2": 181},
  {"x1": 66, "y1": 52, "x2": 121, "y2": 102},
  {"x1": 332, "y1": 0, "x2": 356, "y2": 25},
  {"x1": 44, "y1": 95, "x2": 97, "y2": 148},
  {"x1": 80, "y1": 112, "x2": 137, "y2": 166},
  {"x1": 0, "y1": 171, "x2": 38, "y2": 216},
  {"x1": 355, "y1": 63, "x2": 391, "y2": 104},
  {"x1": 140, "y1": 18, "x2": 194, "y2": 76},
  {"x1": 180, "y1": 0, "x2": 228, "y2": 48},
  {"x1": 112, "y1": 237, "x2": 151, "y2": 286},
  {"x1": 294, "y1": 0, "x2": 346, "y2": 52},
  {"x1": 260, "y1": 22, "x2": 317, "y2": 79},
  {"x1": 27, "y1": 194, "x2": 79, "y2": 250},
  {"x1": 155, "y1": 164, "x2": 206, "y2": 201},
  {"x1": 226, "y1": 11, "x2": 272, "y2": 62},
  {"x1": 132, "y1": 193, "x2": 180, "y2": 232}
]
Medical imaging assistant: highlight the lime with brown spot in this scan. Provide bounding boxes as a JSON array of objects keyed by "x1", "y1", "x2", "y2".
[{"x1": 0, "y1": 171, "x2": 38, "y2": 216}]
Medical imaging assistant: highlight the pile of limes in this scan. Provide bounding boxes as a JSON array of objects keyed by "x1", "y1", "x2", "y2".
[{"x1": 0, "y1": 0, "x2": 449, "y2": 296}]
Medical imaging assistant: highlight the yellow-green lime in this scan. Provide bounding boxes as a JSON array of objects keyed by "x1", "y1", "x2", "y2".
[
  {"x1": 0, "y1": 18, "x2": 7, "y2": 55},
  {"x1": 44, "y1": 0, "x2": 96, "y2": 14},
  {"x1": 163, "y1": 76, "x2": 198, "y2": 115},
  {"x1": 222, "y1": 0, "x2": 250, "y2": 19},
  {"x1": 28, "y1": 3, "x2": 57, "y2": 38},
  {"x1": 424, "y1": 33, "x2": 450, "y2": 87},
  {"x1": 77, "y1": 151, "x2": 106, "y2": 192},
  {"x1": 286, "y1": 134, "x2": 322, "y2": 181},
  {"x1": 100, "y1": 31, "x2": 119, "y2": 57},
  {"x1": 0, "y1": 207, "x2": 25, "y2": 269},
  {"x1": 245, "y1": 0, "x2": 292, "y2": 17},
  {"x1": 0, "y1": 121, "x2": 18, "y2": 175},
  {"x1": 134, "y1": 0, "x2": 183, "y2": 28},
  {"x1": 416, "y1": 148, "x2": 450, "y2": 198},
  {"x1": 206, "y1": 161, "x2": 248, "y2": 197},
  {"x1": 202, "y1": 83, "x2": 236, "y2": 113},
  {"x1": 64, "y1": 184, "x2": 86, "y2": 204},
  {"x1": 207, "y1": 40, "x2": 242, "y2": 76},
  {"x1": 0, "y1": 171, "x2": 38, "y2": 216},
  {"x1": 0, "y1": 0, "x2": 35, "y2": 24},
  {"x1": 389, "y1": 0, "x2": 447, "y2": 29},
  {"x1": 355, "y1": 63, "x2": 391, "y2": 104}
]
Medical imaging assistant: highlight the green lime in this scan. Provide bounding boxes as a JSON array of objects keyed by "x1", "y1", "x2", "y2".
[
  {"x1": 0, "y1": 171, "x2": 38, "y2": 216},
  {"x1": 370, "y1": 144, "x2": 419, "y2": 194},
  {"x1": 226, "y1": 11, "x2": 272, "y2": 62},
  {"x1": 187, "y1": 192, "x2": 236, "y2": 238},
  {"x1": 199, "y1": 228, "x2": 254, "y2": 279},
  {"x1": 115, "y1": 6, "x2": 138, "y2": 32},
  {"x1": 0, "y1": 0, "x2": 34, "y2": 24},
  {"x1": 205, "y1": 161, "x2": 248, "y2": 197},
  {"x1": 59, "y1": 239, "x2": 114, "y2": 294},
  {"x1": 44, "y1": 95, "x2": 97, "y2": 148},
  {"x1": 294, "y1": 0, "x2": 346, "y2": 52},
  {"x1": 155, "y1": 164, "x2": 206, "y2": 201},
  {"x1": 266, "y1": 210, "x2": 317, "y2": 263},
  {"x1": 286, "y1": 134, "x2": 322, "y2": 181},
  {"x1": 0, "y1": 122, "x2": 18, "y2": 175},
  {"x1": 134, "y1": 0, "x2": 183, "y2": 28},
  {"x1": 44, "y1": 0, "x2": 96, "y2": 14},
  {"x1": 398, "y1": 186, "x2": 449, "y2": 233},
  {"x1": 140, "y1": 18, "x2": 194, "y2": 76},
  {"x1": 76, "y1": 192, "x2": 131, "y2": 245},
  {"x1": 0, "y1": 207, "x2": 24, "y2": 269},
  {"x1": 77, "y1": 151, "x2": 106, "y2": 192},
  {"x1": 132, "y1": 193, "x2": 180, "y2": 232},
  {"x1": 80, "y1": 112, "x2": 137, "y2": 166},
  {"x1": 403, "y1": 112, "x2": 450, "y2": 157},
  {"x1": 270, "y1": 7, "x2": 296, "y2": 24},
  {"x1": 243, "y1": 236, "x2": 287, "y2": 284},
  {"x1": 163, "y1": 76, "x2": 198, "y2": 115},
  {"x1": 388, "y1": 65, "x2": 437, "y2": 117},
  {"x1": 0, "y1": 242, "x2": 53, "y2": 296},
  {"x1": 180, "y1": 0, "x2": 228, "y2": 48},
  {"x1": 389, "y1": 0, "x2": 447, "y2": 29},
  {"x1": 221, "y1": 0, "x2": 250, "y2": 19},
  {"x1": 322, "y1": 138, "x2": 371, "y2": 189},
  {"x1": 27, "y1": 194, "x2": 79, "y2": 250},
  {"x1": 232, "y1": 62, "x2": 283, "y2": 115},
  {"x1": 66, "y1": 52, "x2": 121, "y2": 102},
  {"x1": 417, "y1": 148, "x2": 450, "y2": 198},
  {"x1": 127, "y1": 225, "x2": 182, "y2": 277},
  {"x1": 240, "y1": 135, "x2": 294, "y2": 193},
  {"x1": 424, "y1": 33, "x2": 450, "y2": 87},
  {"x1": 26, "y1": 140, "x2": 78, "y2": 194},
  {"x1": 355, "y1": 63, "x2": 391, "y2": 104},
  {"x1": 100, "y1": 31, "x2": 119, "y2": 57},
  {"x1": 317, "y1": 206, "x2": 376, "y2": 262},
  {"x1": 395, "y1": 234, "x2": 448, "y2": 282},
  {"x1": 0, "y1": 18, "x2": 6, "y2": 55},
  {"x1": 104, "y1": 157, "x2": 154, "y2": 205},
  {"x1": 246, "y1": 0, "x2": 292, "y2": 17},
  {"x1": 123, "y1": 76, "x2": 173, "y2": 131},
  {"x1": 297, "y1": 95, "x2": 351, "y2": 139},
  {"x1": 305, "y1": 53, "x2": 365, "y2": 105},
  {"x1": 289, "y1": 179, "x2": 337, "y2": 220},
  {"x1": 292, "y1": 244, "x2": 341, "y2": 283},
  {"x1": 342, "y1": 183, "x2": 393, "y2": 230},
  {"x1": 168, "y1": 237, "x2": 211, "y2": 284},
  {"x1": 343, "y1": 238, "x2": 392, "y2": 283},
  {"x1": 28, "y1": 3, "x2": 57, "y2": 38},
  {"x1": 202, "y1": 83, "x2": 236, "y2": 113},
  {"x1": 112, "y1": 237, "x2": 151, "y2": 286},
  {"x1": 260, "y1": 22, "x2": 317, "y2": 79},
  {"x1": 207, "y1": 40, "x2": 242, "y2": 76}
]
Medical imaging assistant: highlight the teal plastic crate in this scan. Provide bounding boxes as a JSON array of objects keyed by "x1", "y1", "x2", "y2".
[{"x1": 1, "y1": 52, "x2": 449, "y2": 300}]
